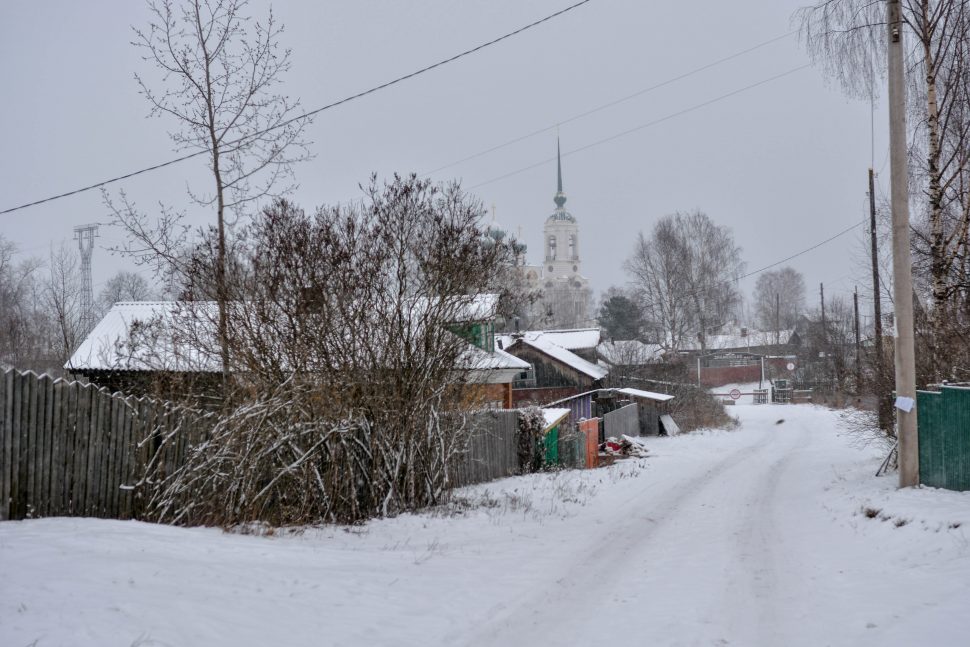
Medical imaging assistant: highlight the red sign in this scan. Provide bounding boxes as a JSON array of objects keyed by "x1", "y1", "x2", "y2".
[{"x1": 729, "y1": 388, "x2": 742, "y2": 400}]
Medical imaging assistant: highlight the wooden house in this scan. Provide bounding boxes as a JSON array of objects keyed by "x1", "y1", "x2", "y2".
[
  {"x1": 67, "y1": 296, "x2": 531, "y2": 408},
  {"x1": 498, "y1": 330, "x2": 608, "y2": 406}
]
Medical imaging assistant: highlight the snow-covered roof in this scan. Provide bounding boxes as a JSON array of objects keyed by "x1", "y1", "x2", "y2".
[
  {"x1": 529, "y1": 328, "x2": 601, "y2": 350},
  {"x1": 461, "y1": 344, "x2": 531, "y2": 384},
  {"x1": 482, "y1": 347, "x2": 531, "y2": 371},
  {"x1": 596, "y1": 340, "x2": 663, "y2": 365},
  {"x1": 613, "y1": 387, "x2": 674, "y2": 403},
  {"x1": 542, "y1": 407, "x2": 571, "y2": 431},
  {"x1": 70, "y1": 298, "x2": 526, "y2": 381},
  {"x1": 513, "y1": 335, "x2": 608, "y2": 380},
  {"x1": 449, "y1": 293, "x2": 499, "y2": 323},
  {"x1": 677, "y1": 327, "x2": 795, "y2": 352},
  {"x1": 67, "y1": 302, "x2": 221, "y2": 373}
]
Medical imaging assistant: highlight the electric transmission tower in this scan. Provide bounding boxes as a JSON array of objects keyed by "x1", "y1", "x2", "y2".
[{"x1": 74, "y1": 223, "x2": 99, "y2": 335}]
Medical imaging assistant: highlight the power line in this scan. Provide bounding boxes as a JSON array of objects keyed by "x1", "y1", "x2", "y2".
[
  {"x1": 569, "y1": 218, "x2": 866, "y2": 327},
  {"x1": 469, "y1": 63, "x2": 813, "y2": 190},
  {"x1": 738, "y1": 218, "x2": 866, "y2": 282},
  {"x1": 421, "y1": 31, "x2": 795, "y2": 177},
  {"x1": 0, "y1": 0, "x2": 594, "y2": 217}
]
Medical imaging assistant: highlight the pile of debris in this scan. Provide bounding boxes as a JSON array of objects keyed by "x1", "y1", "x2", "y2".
[{"x1": 599, "y1": 435, "x2": 650, "y2": 458}]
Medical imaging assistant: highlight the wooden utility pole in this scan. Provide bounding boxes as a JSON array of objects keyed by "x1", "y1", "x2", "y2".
[
  {"x1": 869, "y1": 168, "x2": 890, "y2": 430},
  {"x1": 854, "y1": 287, "x2": 862, "y2": 393},
  {"x1": 887, "y1": 0, "x2": 919, "y2": 487},
  {"x1": 820, "y1": 283, "x2": 826, "y2": 345},
  {"x1": 775, "y1": 292, "x2": 781, "y2": 346}
]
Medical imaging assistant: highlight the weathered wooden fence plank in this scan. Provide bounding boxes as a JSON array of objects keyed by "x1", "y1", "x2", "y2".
[
  {"x1": 40, "y1": 375, "x2": 54, "y2": 516},
  {"x1": 25, "y1": 372, "x2": 38, "y2": 517},
  {"x1": 104, "y1": 394, "x2": 119, "y2": 518},
  {"x1": 95, "y1": 389, "x2": 109, "y2": 517},
  {"x1": 49, "y1": 378, "x2": 63, "y2": 515},
  {"x1": 63, "y1": 381, "x2": 78, "y2": 515},
  {"x1": 0, "y1": 370, "x2": 10, "y2": 520},
  {"x1": 117, "y1": 397, "x2": 133, "y2": 519},
  {"x1": 12, "y1": 372, "x2": 27, "y2": 519},
  {"x1": 73, "y1": 384, "x2": 90, "y2": 516},
  {"x1": 83, "y1": 384, "x2": 99, "y2": 517}
]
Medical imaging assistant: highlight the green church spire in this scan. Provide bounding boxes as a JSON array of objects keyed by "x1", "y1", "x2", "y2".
[{"x1": 554, "y1": 138, "x2": 567, "y2": 208}]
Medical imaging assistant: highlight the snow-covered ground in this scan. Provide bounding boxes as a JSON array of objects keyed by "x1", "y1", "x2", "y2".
[{"x1": 2, "y1": 405, "x2": 969, "y2": 647}]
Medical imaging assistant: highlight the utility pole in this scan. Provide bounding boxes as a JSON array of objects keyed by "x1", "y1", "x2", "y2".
[
  {"x1": 887, "y1": 0, "x2": 919, "y2": 487},
  {"x1": 73, "y1": 223, "x2": 99, "y2": 336},
  {"x1": 820, "y1": 283, "x2": 826, "y2": 346},
  {"x1": 854, "y1": 287, "x2": 862, "y2": 394},
  {"x1": 869, "y1": 168, "x2": 890, "y2": 430},
  {"x1": 775, "y1": 292, "x2": 781, "y2": 346}
]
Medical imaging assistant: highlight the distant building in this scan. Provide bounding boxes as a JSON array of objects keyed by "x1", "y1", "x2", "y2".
[
  {"x1": 519, "y1": 140, "x2": 592, "y2": 329},
  {"x1": 497, "y1": 329, "x2": 607, "y2": 406}
]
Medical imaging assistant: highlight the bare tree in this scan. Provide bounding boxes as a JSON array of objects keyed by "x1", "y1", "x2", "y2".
[
  {"x1": 108, "y1": 0, "x2": 311, "y2": 385},
  {"x1": 138, "y1": 175, "x2": 520, "y2": 525},
  {"x1": 797, "y1": 0, "x2": 970, "y2": 380},
  {"x1": 42, "y1": 243, "x2": 84, "y2": 366},
  {"x1": 751, "y1": 267, "x2": 806, "y2": 335},
  {"x1": 98, "y1": 270, "x2": 156, "y2": 314},
  {"x1": 625, "y1": 210, "x2": 745, "y2": 351},
  {"x1": 0, "y1": 237, "x2": 46, "y2": 370}
]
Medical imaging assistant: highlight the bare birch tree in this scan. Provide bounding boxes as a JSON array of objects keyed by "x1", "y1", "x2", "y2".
[
  {"x1": 108, "y1": 0, "x2": 311, "y2": 385},
  {"x1": 797, "y1": 0, "x2": 970, "y2": 380},
  {"x1": 0, "y1": 237, "x2": 46, "y2": 370},
  {"x1": 625, "y1": 211, "x2": 745, "y2": 351},
  {"x1": 43, "y1": 243, "x2": 84, "y2": 365},
  {"x1": 752, "y1": 267, "x2": 806, "y2": 335},
  {"x1": 98, "y1": 270, "x2": 156, "y2": 315}
]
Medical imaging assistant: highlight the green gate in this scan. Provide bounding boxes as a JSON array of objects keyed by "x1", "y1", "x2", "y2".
[
  {"x1": 543, "y1": 426, "x2": 560, "y2": 466},
  {"x1": 917, "y1": 386, "x2": 970, "y2": 491}
]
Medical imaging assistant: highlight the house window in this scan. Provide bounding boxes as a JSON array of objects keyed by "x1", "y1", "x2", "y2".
[
  {"x1": 548, "y1": 235, "x2": 557, "y2": 260},
  {"x1": 568, "y1": 234, "x2": 576, "y2": 259}
]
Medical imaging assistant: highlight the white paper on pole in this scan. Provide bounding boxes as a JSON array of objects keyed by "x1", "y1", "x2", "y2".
[{"x1": 894, "y1": 396, "x2": 915, "y2": 413}]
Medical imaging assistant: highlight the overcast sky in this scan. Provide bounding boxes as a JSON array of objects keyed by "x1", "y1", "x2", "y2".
[{"x1": 0, "y1": 0, "x2": 890, "y2": 323}]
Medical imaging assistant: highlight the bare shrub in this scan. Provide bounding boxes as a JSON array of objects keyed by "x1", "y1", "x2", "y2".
[
  {"x1": 669, "y1": 384, "x2": 738, "y2": 432},
  {"x1": 137, "y1": 175, "x2": 518, "y2": 526},
  {"x1": 839, "y1": 405, "x2": 896, "y2": 453}
]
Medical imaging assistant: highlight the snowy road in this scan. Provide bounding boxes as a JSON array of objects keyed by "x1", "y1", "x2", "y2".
[
  {"x1": 464, "y1": 408, "x2": 801, "y2": 646},
  {"x1": 2, "y1": 405, "x2": 969, "y2": 646}
]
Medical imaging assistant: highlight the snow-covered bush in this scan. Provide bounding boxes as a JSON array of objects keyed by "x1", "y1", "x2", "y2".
[
  {"x1": 665, "y1": 384, "x2": 737, "y2": 432},
  {"x1": 143, "y1": 379, "x2": 466, "y2": 526},
  {"x1": 137, "y1": 176, "x2": 518, "y2": 526},
  {"x1": 517, "y1": 406, "x2": 546, "y2": 472}
]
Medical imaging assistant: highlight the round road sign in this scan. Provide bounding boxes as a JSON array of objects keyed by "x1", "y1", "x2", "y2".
[
  {"x1": 786, "y1": 362, "x2": 795, "y2": 371},
  {"x1": 729, "y1": 388, "x2": 741, "y2": 400}
]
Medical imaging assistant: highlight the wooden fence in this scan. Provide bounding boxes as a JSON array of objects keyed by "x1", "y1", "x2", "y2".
[
  {"x1": 1, "y1": 369, "x2": 585, "y2": 521},
  {"x1": 452, "y1": 410, "x2": 520, "y2": 487},
  {"x1": 604, "y1": 403, "x2": 639, "y2": 439},
  {"x1": 0, "y1": 369, "x2": 210, "y2": 521}
]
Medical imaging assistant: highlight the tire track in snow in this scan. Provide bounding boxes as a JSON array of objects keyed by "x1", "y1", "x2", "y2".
[
  {"x1": 714, "y1": 416, "x2": 806, "y2": 645},
  {"x1": 459, "y1": 419, "x2": 801, "y2": 646}
]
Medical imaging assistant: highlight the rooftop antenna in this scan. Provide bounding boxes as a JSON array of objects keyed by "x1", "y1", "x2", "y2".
[{"x1": 74, "y1": 223, "x2": 100, "y2": 335}]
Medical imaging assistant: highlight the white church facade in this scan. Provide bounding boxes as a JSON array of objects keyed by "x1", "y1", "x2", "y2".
[{"x1": 519, "y1": 142, "x2": 591, "y2": 329}]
